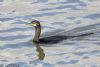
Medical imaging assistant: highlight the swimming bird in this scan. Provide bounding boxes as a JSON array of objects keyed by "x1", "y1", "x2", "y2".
[{"x1": 28, "y1": 20, "x2": 94, "y2": 44}]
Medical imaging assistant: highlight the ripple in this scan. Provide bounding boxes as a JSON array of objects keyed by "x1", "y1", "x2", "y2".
[
  {"x1": 84, "y1": 13, "x2": 100, "y2": 19},
  {"x1": 56, "y1": 60, "x2": 79, "y2": 64},
  {"x1": 33, "y1": 12, "x2": 66, "y2": 17},
  {"x1": 74, "y1": 52, "x2": 88, "y2": 56},
  {"x1": 0, "y1": 35, "x2": 31, "y2": 41},
  {"x1": 0, "y1": 41, "x2": 33, "y2": 50},
  {"x1": 0, "y1": 18, "x2": 14, "y2": 21},
  {"x1": 0, "y1": 27, "x2": 30, "y2": 32}
]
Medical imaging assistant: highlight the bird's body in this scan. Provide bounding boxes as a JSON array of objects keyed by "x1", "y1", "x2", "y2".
[{"x1": 29, "y1": 20, "x2": 98, "y2": 44}]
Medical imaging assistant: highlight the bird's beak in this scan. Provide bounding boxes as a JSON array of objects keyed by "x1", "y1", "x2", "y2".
[
  {"x1": 26, "y1": 23, "x2": 37, "y2": 26},
  {"x1": 32, "y1": 23, "x2": 37, "y2": 26}
]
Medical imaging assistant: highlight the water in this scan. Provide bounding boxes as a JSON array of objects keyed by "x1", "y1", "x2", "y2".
[{"x1": 0, "y1": 0, "x2": 100, "y2": 67}]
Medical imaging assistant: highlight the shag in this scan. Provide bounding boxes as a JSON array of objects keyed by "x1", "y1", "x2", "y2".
[{"x1": 28, "y1": 20, "x2": 94, "y2": 44}]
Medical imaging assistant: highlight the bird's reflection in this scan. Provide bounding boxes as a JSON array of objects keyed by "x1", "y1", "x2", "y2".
[
  {"x1": 33, "y1": 42, "x2": 45, "y2": 60},
  {"x1": 32, "y1": 33, "x2": 94, "y2": 60}
]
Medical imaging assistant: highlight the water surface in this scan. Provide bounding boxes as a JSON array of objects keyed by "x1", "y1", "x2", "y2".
[{"x1": 0, "y1": 0, "x2": 100, "y2": 67}]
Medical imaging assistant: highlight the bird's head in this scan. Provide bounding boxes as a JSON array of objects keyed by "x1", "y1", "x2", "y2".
[{"x1": 28, "y1": 20, "x2": 41, "y2": 27}]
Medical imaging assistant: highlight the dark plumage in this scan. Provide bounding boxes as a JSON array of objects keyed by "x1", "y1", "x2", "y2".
[{"x1": 28, "y1": 20, "x2": 94, "y2": 44}]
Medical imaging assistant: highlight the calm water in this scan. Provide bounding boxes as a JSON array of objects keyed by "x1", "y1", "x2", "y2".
[{"x1": 0, "y1": 0, "x2": 100, "y2": 67}]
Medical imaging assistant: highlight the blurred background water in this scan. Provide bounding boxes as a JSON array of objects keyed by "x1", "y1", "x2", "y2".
[{"x1": 0, "y1": 0, "x2": 100, "y2": 67}]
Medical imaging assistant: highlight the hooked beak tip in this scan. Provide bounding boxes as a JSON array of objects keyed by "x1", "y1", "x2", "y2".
[{"x1": 25, "y1": 23, "x2": 33, "y2": 27}]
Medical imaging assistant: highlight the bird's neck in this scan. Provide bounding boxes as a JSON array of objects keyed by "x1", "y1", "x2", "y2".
[{"x1": 33, "y1": 26, "x2": 41, "y2": 43}]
